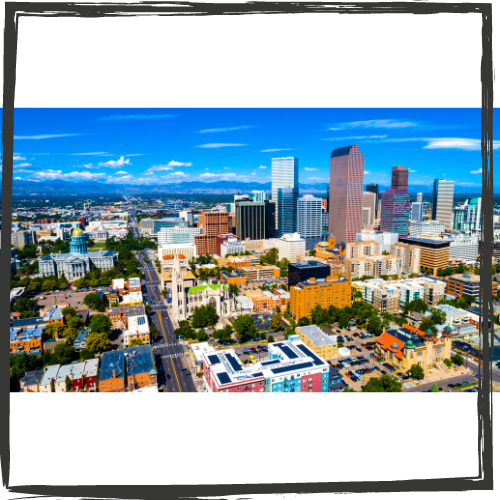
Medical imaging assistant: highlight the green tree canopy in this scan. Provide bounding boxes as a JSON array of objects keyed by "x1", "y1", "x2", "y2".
[
  {"x1": 271, "y1": 313, "x2": 285, "y2": 331},
  {"x1": 83, "y1": 293, "x2": 105, "y2": 312},
  {"x1": 44, "y1": 323, "x2": 66, "y2": 339},
  {"x1": 228, "y1": 284, "x2": 240, "y2": 296},
  {"x1": 419, "y1": 317, "x2": 437, "y2": 334},
  {"x1": 362, "y1": 375, "x2": 402, "y2": 392},
  {"x1": 403, "y1": 298, "x2": 429, "y2": 315},
  {"x1": 175, "y1": 320, "x2": 196, "y2": 340},
  {"x1": 297, "y1": 316, "x2": 311, "y2": 327},
  {"x1": 451, "y1": 353, "x2": 465, "y2": 366},
  {"x1": 130, "y1": 338, "x2": 144, "y2": 347},
  {"x1": 12, "y1": 298, "x2": 35, "y2": 313},
  {"x1": 267, "y1": 334, "x2": 275, "y2": 343},
  {"x1": 191, "y1": 304, "x2": 218, "y2": 328},
  {"x1": 86, "y1": 331, "x2": 112, "y2": 353},
  {"x1": 196, "y1": 329, "x2": 209, "y2": 341},
  {"x1": 89, "y1": 314, "x2": 112, "y2": 335},
  {"x1": 53, "y1": 343, "x2": 75, "y2": 365},
  {"x1": 366, "y1": 315, "x2": 384, "y2": 336},
  {"x1": 61, "y1": 306, "x2": 77, "y2": 318},
  {"x1": 408, "y1": 364, "x2": 425, "y2": 380},
  {"x1": 233, "y1": 314, "x2": 257, "y2": 343},
  {"x1": 430, "y1": 308, "x2": 447, "y2": 325},
  {"x1": 430, "y1": 383, "x2": 440, "y2": 392}
]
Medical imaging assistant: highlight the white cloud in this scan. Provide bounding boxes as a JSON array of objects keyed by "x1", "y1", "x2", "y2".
[
  {"x1": 408, "y1": 169, "x2": 417, "y2": 173},
  {"x1": 384, "y1": 137, "x2": 500, "y2": 151},
  {"x1": 29, "y1": 169, "x2": 107, "y2": 181},
  {"x1": 329, "y1": 119, "x2": 418, "y2": 130},
  {"x1": 123, "y1": 154, "x2": 143, "y2": 157},
  {"x1": 260, "y1": 148, "x2": 292, "y2": 152},
  {"x1": 456, "y1": 182, "x2": 481, "y2": 186},
  {"x1": 147, "y1": 160, "x2": 192, "y2": 173},
  {"x1": 304, "y1": 167, "x2": 317, "y2": 171},
  {"x1": 81, "y1": 163, "x2": 97, "y2": 169},
  {"x1": 13, "y1": 169, "x2": 34, "y2": 173},
  {"x1": 364, "y1": 171, "x2": 370, "y2": 174},
  {"x1": 162, "y1": 171, "x2": 190, "y2": 178},
  {"x1": 13, "y1": 156, "x2": 26, "y2": 160},
  {"x1": 251, "y1": 172, "x2": 257, "y2": 176},
  {"x1": 322, "y1": 135, "x2": 388, "y2": 141},
  {"x1": 166, "y1": 160, "x2": 192, "y2": 167},
  {"x1": 259, "y1": 165, "x2": 267, "y2": 169},
  {"x1": 14, "y1": 162, "x2": 32, "y2": 168},
  {"x1": 70, "y1": 152, "x2": 108, "y2": 156},
  {"x1": 223, "y1": 167, "x2": 231, "y2": 170},
  {"x1": 196, "y1": 143, "x2": 246, "y2": 148},
  {"x1": 98, "y1": 114, "x2": 175, "y2": 121},
  {"x1": 200, "y1": 172, "x2": 217, "y2": 178},
  {"x1": 116, "y1": 170, "x2": 129, "y2": 175},
  {"x1": 470, "y1": 168, "x2": 482, "y2": 174},
  {"x1": 199, "y1": 126, "x2": 257, "y2": 134},
  {"x1": 14, "y1": 133, "x2": 81, "y2": 140},
  {"x1": 14, "y1": 177, "x2": 22, "y2": 180},
  {"x1": 97, "y1": 156, "x2": 132, "y2": 168}
]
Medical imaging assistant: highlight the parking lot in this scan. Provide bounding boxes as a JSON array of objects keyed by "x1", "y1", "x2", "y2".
[{"x1": 35, "y1": 291, "x2": 90, "y2": 311}]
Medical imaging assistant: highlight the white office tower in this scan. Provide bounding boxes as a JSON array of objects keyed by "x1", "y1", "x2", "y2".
[
  {"x1": 297, "y1": 195, "x2": 323, "y2": 250},
  {"x1": 179, "y1": 210, "x2": 194, "y2": 226},
  {"x1": 356, "y1": 230, "x2": 398, "y2": 253},
  {"x1": 220, "y1": 237, "x2": 246, "y2": 257},
  {"x1": 411, "y1": 202, "x2": 423, "y2": 222},
  {"x1": 432, "y1": 179, "x2": 455, "y2": 231},
  {"x1": 417, "y1": 192, "x2": 423, "y2": 203},
  {"x1": 409, "y1": 220, "x2": 445, "y2": 237},
  {"x1": 276, "y1": 233, "x2": 306, "y2": 263},
  {"x1": 362, "y1": 192, "x2": 376, "y2": 226},
  {"x1": 453, "y1": 197, "x2": 482, "y2": 231},
  {"x1": 252, "y1": 190, "x2": 269, "y2": 202},
  {"x1": 234, "y1": 194, "x2": 251, "y2": 203},
  {"x1": 157, "y1": 227, "x2": 202, "y2": 245},
  {"x1": 449, "y1": 235, "x2": 479, "y2": 262},
  {"x1": 272, "y1": 157, "x2": 299, "y2": 237}
]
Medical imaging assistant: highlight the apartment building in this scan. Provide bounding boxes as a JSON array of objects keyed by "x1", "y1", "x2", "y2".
[
  {"x1": 296, "y1": 325, "x2": 338, "y2": 359},
  {"x1": 276, "y1": 233, "x2": 306, "y2": 263},
  {"x1": 447, "y1": 272, "x2": 498, "y2": 300},
  {"x1": 391, "y1": 242, "x2": 421, "y2": 276},
  {"x1": 194, "y1": 211, "x2": 230, "y2": 256},
  {"x1": 398, "y1": 237, "x2": 450, "y2": 276}
]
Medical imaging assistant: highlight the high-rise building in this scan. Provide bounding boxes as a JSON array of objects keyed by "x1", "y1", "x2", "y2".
[
  {"x1": 356, "y1": 230, "x2": 398, "y2": 253},
  {"x1": 326, "y1": 185, "x2": 330, "y2": 213},
  {"x1": 380, "y1": 189, "x2": 411, "y2": 237},
  {"x1": 391, "y1": 166, "x2": 409, "y2": 190},
  {"x1": 329, "y1": 145, "x2": 364, "y2": 244},
  {"x1": 417, "y1": 192, "x2": 423, "y2": 203},
  {"x1": 366, "y1": 183, "x2": 379, "y2": 217},
  {"x1": 276, "y1": 233, "x2": 306, "y2": 263},
  {"x1": 252, "y1": 190, "x2": 270, "y2": 202},
  {"x1": 362, "y1": 207, "x2": 372, "y2": 228},
  {"x1": 297, "y1": 195, "x2": 322, "y2": 250},
  {"x1": 288, "y1": 260, "x2": 331, "y2": 287},
  {"x1": 399, "y1": 236, "x2": 451, "y2": 276},
  {"x1": 363, "y1": 192, "x2": 376, "y2": 226},
  {"x1": 411, "y1": 202, "x2": 423, "y2": 222},
  {"x1": 235, "y1": 201, "x2": 265, "y2": 241},
  {"x1": 409, "y1": 220, "x2": 445, "y2": 237},
  {"x1": 157, "y1": 227, "x2": 202, "y2": 246},
  {"x1": 432, "y1": 179, "x2": 455, "y2": 231},
  {"x1": 453, "y1": 196, "x2": 482, "y2": 231},
  {"x1": 194, "y1": 211, "x2": 229, "y2": 256},
  {"x1": 272, "y1": 157, "x2": 299, "y2": 237},
  {"x1": 234, "y1": 194, "x2": 251, "y2": 203}
]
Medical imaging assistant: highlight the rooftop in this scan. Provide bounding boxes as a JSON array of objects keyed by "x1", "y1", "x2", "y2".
[
  {"x1": 296, "y1": 325, "x2": 337, "y2": 347},
  {"x1": 107, "y1": 304, "x2": 146, "y2": 317},
  {"x1": 448, "y1": 273, "x2": 481, "y2": 283},
  {"x1": 290, "y1": 260, "x2": 330, "y2": 269},
  {"x1": 39, "y1": 364, "x2": 61, "y2": 387},
  {"x1": 99, "y1": 350, "x2": 126, "y2": 381},
  {"x1": 188, "y1": 282, "x2": 228, "y2": 294},
  {"x1": 125, "y1": 345, "x2": 157, "y2": 376}
]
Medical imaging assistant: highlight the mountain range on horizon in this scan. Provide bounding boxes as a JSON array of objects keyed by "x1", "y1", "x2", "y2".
[{"x1": 7, "y1": 178, "x2": 482, "y2": 197}]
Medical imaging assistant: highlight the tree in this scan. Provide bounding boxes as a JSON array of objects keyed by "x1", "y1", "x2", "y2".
[
  {"x1": 62, "y1": 327, "x2": 78, "y2": 344},
  {"x1": 337, "y1": 312, "x2": 351, "y2": 329},
  {"x1": 444, "y1": 358, "x2": 452, "y2": 369},
  {"x1": 89, "y1": 314, "x2": 112, "y2": 335},
  {"x1": 366, "y1": 315, "x2": 384, "y2": 336},
  {"x1": 44, "y1": 323, "x2": 66, "y2": 339},
  {"x1": 430, "y1": 383, "x2": 440, "y2": 392},
  {"x1": 150, "y1": 324, "x2": 159, "y2": 341},
  {"x1": 403, "y1": 298, "x2": 428, "y2": 315},
  {"x1": 408, "y1": 364, "x2": 425, "y2": 380},
  {"x1": 130, "y1": 338, "x2": 144, "y2": 347},
  {"x1": 297, "y1": 316, "x2": 311, "y2": 327},
  {"x1": 66, "y1": 315, "x2": 85, "y2": 331},
  {"x1": 145, "y1": 305, "x2": 153, "y2": 315},
  {"x1": 280, "y1": 284, "x2": 288, "y2": 291},
  {"x1": 382, "y1": 250, "x2": 390, "y2": 256},
  {"x1": 191, "y1": 304, "x2": 217, "y2": 328},
  {"x1": 86, "y1": 331, "x2": 112, "y2": 353},
  {"x1": 12, "y1": 298, "x2": 35, "y2": 313},
  {"x1": 267, "y1": 334, "x2": 275, "y2": 343},
  {"x1": 233, "y1": 314, "x2": 257, "y2": 343},
  {"x1": 451, "y1": 353, "x2": 465, "y2": 366},
  {"x1": 175, "y1": 320, "x2": 196, "y2": 340},
  {"x1": 26, "y1": 280, "x2": 42, "y2": 292},
  {"x1": 270, "y1": 313, "x2": 285, "y2": 331},
  {"x1": 79, "y1": 349, "x2": 95, "y2": 361},
  {"x1": 196, "y1": 329, "x2": 209, "y2": 341},
  {"x1": 228, "y1": 284, "x2": 240, "y2": 296},
  {"x1": 83, "y1": 293, "x2": 105, "y2": 312},
  {"x1": 430, "y1": 307, "x2": 446, "y2": 325},
  {"x1": 343, "y1": 387, "x2": 357, "y2": 392},
  {"x1": 53, "y1": 343, "x2": 75, "y2": 365},
  {"x1": 362, "y1": 375, "x2": 402, "y2": 392},
  {"x1": 10, "y1": 352, "x2": 43, "y2": 382},
  {"x1": 419, "y1": 317, "x2": 437, "y2": 334},
  {"x1": 61, "y1": 306, "x2": 77, "y2": 318},
  {"x1": 42, "y1": 279, "x2": 58, "y2": 291}
]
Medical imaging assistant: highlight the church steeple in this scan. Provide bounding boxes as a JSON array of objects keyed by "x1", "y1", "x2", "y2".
[{"x1": 171, "y1": 254, "x2": 185, "y2": 321}]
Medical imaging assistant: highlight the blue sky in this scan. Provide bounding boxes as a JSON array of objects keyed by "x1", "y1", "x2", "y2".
[{"x1": 5, "y1": 108, "x2": 495, "y2": 188}]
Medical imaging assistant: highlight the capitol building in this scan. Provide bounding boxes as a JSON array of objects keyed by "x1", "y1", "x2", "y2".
[{"x1": 38, "y1": 228, "x2": 118, "y2": 281}]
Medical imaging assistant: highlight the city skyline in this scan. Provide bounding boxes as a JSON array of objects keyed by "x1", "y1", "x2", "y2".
[{"x1": 5, "y1": 108, "x2": 496, "y2": 190}]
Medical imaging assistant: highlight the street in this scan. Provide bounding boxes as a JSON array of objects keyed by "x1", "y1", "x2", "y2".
[{"x1": 128, "y1": 202, "x2": 197, "y2": 393}]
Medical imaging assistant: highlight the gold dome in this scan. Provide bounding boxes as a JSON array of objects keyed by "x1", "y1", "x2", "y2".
[{"x1": 73, "y1": 228, "x2": 83, "y2": 235}]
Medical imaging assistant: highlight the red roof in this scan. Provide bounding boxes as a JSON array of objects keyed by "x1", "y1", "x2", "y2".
[
  {"x1": 375, "y1": 332, "x2": 405, "y2": 359},
  {"x1": 10, "y1": 312, "x2": 21, "y2": 317},
  {"x1": 59, "y1": 302, "x2": 70, "y2": 307}
]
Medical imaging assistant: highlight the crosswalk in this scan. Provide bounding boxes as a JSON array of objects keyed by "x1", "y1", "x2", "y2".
[
  {"x1": 161, "y1": 353, "x2": 185, "y2": 359},
  {"x1": 153, "y1": 342, "x2": 182, "y2": 350}
]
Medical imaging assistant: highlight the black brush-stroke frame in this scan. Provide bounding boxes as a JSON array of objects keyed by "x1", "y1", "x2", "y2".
[{"x1": 1, "y1": 1, "x2": 493, "y2": 498}]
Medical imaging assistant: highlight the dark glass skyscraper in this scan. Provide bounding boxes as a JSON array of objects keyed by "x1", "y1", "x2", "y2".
[
  {"x1": 380, "y1": 189, "x2": 411, "y2": 237},
  {"x1": 366, "y1": 183, "x2": 379, "y2": 217},
  {"x1": 391, "y1": 166, "x2": 409, "y2": 190},
  {"x1": 235, "y1": 200, "x2": 275, "y2": 240}
]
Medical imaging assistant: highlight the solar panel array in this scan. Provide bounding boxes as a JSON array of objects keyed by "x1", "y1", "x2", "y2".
[
  {"x1": 261, "y1": 359, "x2": 280, "y2": 366},
  {"x1": 296, "y1": 344, "x2": 324, "y2": 366},
  {"x1": 277, "y1": 345, "x2": 298, "y2": 359},
  {"x1": 271, "y1": 361, "x2": 313, "y2": 375},
  {"x1": 138, "y1": 316, "x2": 146, "y2": 326},
  {"x1": 225, "y1": 353, "x2": 243, "y2": 372},
  {"x1": 252, "y1": 372, "x2": 264, "y2": 377},
  {"x1": 208, "y1": 355, "x2": 220, "y2": 364},
  {"x1": 217, "y1": 372, "x2": 231, "y2": 384}
]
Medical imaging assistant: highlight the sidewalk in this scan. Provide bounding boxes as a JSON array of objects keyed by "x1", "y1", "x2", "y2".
[{"x1": 180, "y1": 348, "x2": 203, "y2": 392}]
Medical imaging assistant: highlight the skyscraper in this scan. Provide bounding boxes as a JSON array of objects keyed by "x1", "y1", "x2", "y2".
[
  {"x1": 297, "y1": 195, "x2": 323, "y2": 250},
  {"x1": 432, "y1": 179, "x2": 455, "y2": 231},
  {"x1": 453, "y1": 196, "x2": 482, "y2": 231},
  {"x1": 416, "y1": 192, "x2": 423, "y2": 203},
  {"x1": 391, "y1": 166, "x2": 409, "y2": 190},
  {"x1": 252, "y1": 190, "x2": 270, "y2": 202},
  {"x1": 366, "y1": 183, "x2": 379, "y2": 217},
  {"x1": 329, "y1": 145, "x2": 364, "y2": 244},
  {"x1": 411, "y1": 202, "x2": 423, "y2": 222},
  {"x1": 272, "y1": 157, "x2": 299, "y2": 237},
  {"x1": 363, "y1": 191, "x2": 376, "y2": 226},
  {"x1": 235, "y1": 200, "x2": 275, "y2": 240},
  {"x1": 380, "y1": 190, "x2": 412, "y2": 237}
]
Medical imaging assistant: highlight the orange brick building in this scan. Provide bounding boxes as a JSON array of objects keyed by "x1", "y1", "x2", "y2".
[{"x1": 194, "y1": 211, "x2": 230, "y2": 256}]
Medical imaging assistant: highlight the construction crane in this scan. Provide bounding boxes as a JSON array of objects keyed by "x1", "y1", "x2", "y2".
[{"x1": 83, "y1": 201, "x2": 91, "y2": 211}]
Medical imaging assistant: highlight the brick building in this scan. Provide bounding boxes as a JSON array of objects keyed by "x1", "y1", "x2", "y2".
[{"x1": 194, "y1": 211, "x2": 229, "y2": 255}]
